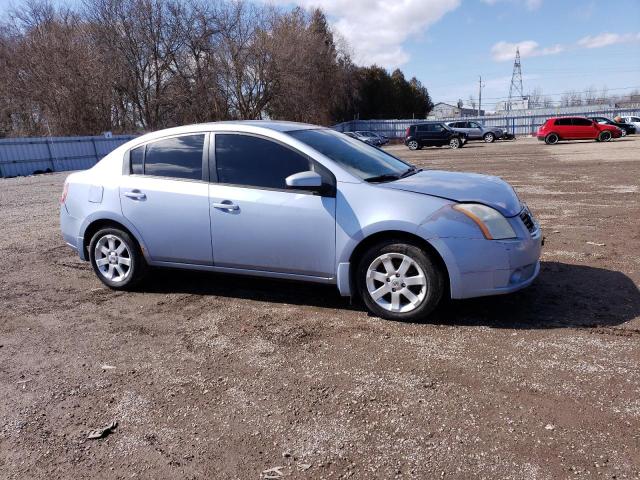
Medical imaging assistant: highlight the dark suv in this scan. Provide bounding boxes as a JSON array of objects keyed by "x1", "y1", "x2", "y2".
[{"x1": 405, "y1": 122, "x2": 466, "y2": 150}]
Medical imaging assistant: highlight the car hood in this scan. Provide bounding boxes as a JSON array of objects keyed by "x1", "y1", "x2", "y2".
[{"x1": 380, "y1": 170, "x2": 522, "y2": 217}]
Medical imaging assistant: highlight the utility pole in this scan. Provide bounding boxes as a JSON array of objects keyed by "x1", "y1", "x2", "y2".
[{"x1": 478, "y1": 75, "x2": 485, "y2": 117}]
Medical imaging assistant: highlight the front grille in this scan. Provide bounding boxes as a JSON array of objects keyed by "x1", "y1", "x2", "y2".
[{"x1": 519, "y1": 207, "x2": 536, "y2": 233}]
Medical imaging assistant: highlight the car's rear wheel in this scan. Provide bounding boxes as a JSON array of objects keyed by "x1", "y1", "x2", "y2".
[
  {"x1": 544, "y1": 133, "x2": 559, "y2": 145},
  {"x1": 483, "y1": 132, "x2": 495, "y2": 143},
  {"x1": 620, "y1": 129, "x2": 627, "y2": 137},
  {"x1": 449, "y1": 138, "x2": 461, "y2": 149},
  {"x1": 356, "y1": 240, "x2": 444, "y2": 321},
  {"x1": 598, "y1": 131, "x2": 612, "y2": 142},
  {"x1": 407, "y1": 140, "x2": 419, "y2": 150},
  {"x1": 89, "y1": 227, "x2": 147, "y2": 289}
]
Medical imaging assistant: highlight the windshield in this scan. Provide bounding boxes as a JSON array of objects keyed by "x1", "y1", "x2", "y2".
[{"x1": 289, "y1": 129, "x2": 413, "y2": 181}]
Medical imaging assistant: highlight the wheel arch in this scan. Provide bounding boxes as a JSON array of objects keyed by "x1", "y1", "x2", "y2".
[
  {"x1": 347, "y1": 230, "x2": 451, "y2": 300},
  {"x1": 82, "y1": 217, "x2": 147, "y2": 262}
]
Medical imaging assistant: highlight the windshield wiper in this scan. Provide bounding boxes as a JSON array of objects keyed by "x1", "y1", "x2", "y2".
[
  {"x1": 364, "y1": 173, "x2": 400, "y2": 183},
  {"x1": 400, "y1": 166, "x2": 422, "y2": 178}
]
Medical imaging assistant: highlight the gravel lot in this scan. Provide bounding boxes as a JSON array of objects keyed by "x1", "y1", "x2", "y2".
[{"x1": 1, "y1": 136, "x2": 639, "y2": 479}]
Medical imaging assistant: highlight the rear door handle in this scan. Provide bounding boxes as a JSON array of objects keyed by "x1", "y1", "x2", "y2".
[
  {"x1": 124, "y1": 190, "x2": 146, "y2": 200},
  {"x1": 212, "y1": 201, "x2": 239, "y2": 211}
]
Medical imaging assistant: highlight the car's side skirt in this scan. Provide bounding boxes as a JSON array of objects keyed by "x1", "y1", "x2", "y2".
[{"x1": 149, "y1": 260, "x2": 336, "y2": 285}]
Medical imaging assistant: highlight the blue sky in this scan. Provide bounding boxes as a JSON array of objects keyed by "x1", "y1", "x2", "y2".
[
  {"x1": 264, "y1": 0, "x2": 640, "y2": 109},
  {"x1": 5, "y1": 0, "x2": 640, "y2": 110}
]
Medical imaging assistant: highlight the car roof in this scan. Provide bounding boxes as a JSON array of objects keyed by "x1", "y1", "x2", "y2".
[{"x1": 130, "y1": 120, "x2": 319, "y2": 145}]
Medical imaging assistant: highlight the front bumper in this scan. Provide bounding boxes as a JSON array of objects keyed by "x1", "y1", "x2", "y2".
[{"x1": 430, "y1": 220, "x2": 543, "y2": 300}]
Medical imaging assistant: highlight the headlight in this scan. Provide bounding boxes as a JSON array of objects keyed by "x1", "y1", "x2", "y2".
[{"x1": 453, "y1": 203, "x2": 517, "y2": 240}]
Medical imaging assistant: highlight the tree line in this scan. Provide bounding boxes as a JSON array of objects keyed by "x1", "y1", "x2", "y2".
[{"x1": 0, "y1": 0, "x2": 434, "y2": 137}]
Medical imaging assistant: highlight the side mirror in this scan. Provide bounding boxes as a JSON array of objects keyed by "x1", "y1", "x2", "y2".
[{"x1": 285, "y1": 171, "x2": 322, "y2": 189}]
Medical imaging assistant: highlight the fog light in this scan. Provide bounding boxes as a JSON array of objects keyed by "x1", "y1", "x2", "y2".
[{"x1": 510, "y1": 269, "x2": 523, "y2": 284}]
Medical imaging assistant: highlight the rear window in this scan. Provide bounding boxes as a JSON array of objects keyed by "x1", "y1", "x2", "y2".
[{"x1": 572, "y1": 118, "x2": 593, "y2": 126}]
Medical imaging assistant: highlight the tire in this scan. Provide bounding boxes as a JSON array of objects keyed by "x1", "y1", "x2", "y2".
[
  {"x1": 89, "y1": 227, "x2": 147, "y2": 290},
  {"x1": 544, "y1": 133, "x2": 559, "y2": 145},
  {"x1": 356, "y1": 240, "x2": 445, "y2": 321},
  {"x1": 449, "y1": 137, "x2": 461, "y2": 149},
  {"x1": 407, "y1": 140, "x2": 419, "y2": 151},
  {"x1": 598, "y1": 131, "x2": 612, "y2": 142},
  {"x1": 620, "y1": 129, "x2": 626, "y2": 137},
  {"x1": 483, "y1": 132, "x2": 495, "y2": 143}
]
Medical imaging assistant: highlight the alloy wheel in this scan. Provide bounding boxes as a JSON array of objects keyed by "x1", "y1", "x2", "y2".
[
  {"x1": 94, "y1": 234, "x2": 132, "y2": 283},
  {"x1": 408, "y1": 140, "x2": 419, "y2": 150},
  {"x1": 365, "y1": 253, "x2": 427, "y2": 313},
  {"x1": 449, "y1": 138, "x2": 460, "y2": 148}
]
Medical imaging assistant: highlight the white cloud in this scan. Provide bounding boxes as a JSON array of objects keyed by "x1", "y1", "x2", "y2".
[
  {"x1": 262, "y1": 0, "x2": 460, "y2": 69},
  {"x1": 490, "y1": 40, "x2": 564, "y2": 62},
  {"x1": 577, "y1": 32, "x2": 640, "y2": 49},
  {"x1": 480, "y1": 0, "x2": 543, "y2": 10}
]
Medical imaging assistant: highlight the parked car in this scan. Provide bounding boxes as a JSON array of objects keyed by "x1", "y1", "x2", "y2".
[
  {"x1": 445, "y1": 121, "x2": 504, "y2": 143},
  {"x1": 405, "y1": 122, "x2": 466, "y2": 150},
  {"x1": 60, "y1": 121, "x2": 542, "y2": 322},
  {"x1": 355, "y1": 131, "x2": 389, "y2": 146},
  {"x1": 588, "y1": 116, "x2": 636, "y2": 136},
  {"x1": 537, "y1": 116, "x2": 622, "y2": 144},
  {"x1": 344, "y1": 131, "x2": 382, "y2": 146},
  {"x1": 620, "y1": 116, "x2": 640, "y2": 132}
]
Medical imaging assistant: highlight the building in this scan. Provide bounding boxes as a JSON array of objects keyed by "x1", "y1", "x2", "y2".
[{"x1": 429, "y1": 102, "x2": 485, "y2": 119}]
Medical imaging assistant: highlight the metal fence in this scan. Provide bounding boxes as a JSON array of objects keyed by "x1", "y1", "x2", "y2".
[
  {"x1": 333, "y1": 108, "x2": 640, "y2": 139},
  {"x1": 0, "y1": 134, "x2": 136, "y2": 178}
]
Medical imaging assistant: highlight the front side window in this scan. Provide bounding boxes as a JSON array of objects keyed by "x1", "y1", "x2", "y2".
[
  {"x1": 469, "y1": 122, "x2": 481, "y2": 129},
  {"x1": 130, "y1": 135, "x2": 205, "y2": 180},
  {"x1": 288, "y1": 129, "x2": 412, "y2": 181},
  {"x1": 555, "y1": 118, "x2": 572, "y2": 126},
  {"x1": 215, "y1": 134, "x2": 311, "y2": 189}
]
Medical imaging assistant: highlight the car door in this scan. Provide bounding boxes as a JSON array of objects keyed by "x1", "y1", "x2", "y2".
[
  {"x1": 120, "y1": 133, "x2": 213, "y2": 264},
  {"x1": 209, "y1": 133, "x2": 336, "y2": 278},
  {"x1": 555, "y1": 118, "x2": 574, "y2": 138},
  {"x1": 572, "y1": 118, "x2": 597, "y2": 139},
  {"x1": 467, "y1": 122, "x2": 483, "y2": 139},
  {"x1": 432, "y1": 124, "x2": 448, "y2": 144}
]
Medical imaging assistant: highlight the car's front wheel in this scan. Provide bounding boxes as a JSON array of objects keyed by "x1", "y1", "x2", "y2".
[
  {"x1": 620, "y1": 129, "x2": 627, "y2": 137},
  {"x1": 407, "y1": 140, "x2": 419, "y2": 150},
  {"x1": 356, "y1": 240, "x2": 445, "y2": 321},
  {"x1": 89, "y1": 227, "x2": 147, "y2": 289},
  {"x1": 483, "y1": 132, "x2": 495, "y2": 143},
  {"x1": 449, "y1": 138, "x2": 461, "y2": 149},
  {"x1": 598, "y1": 131, "x2": 612, "y2": 142}
]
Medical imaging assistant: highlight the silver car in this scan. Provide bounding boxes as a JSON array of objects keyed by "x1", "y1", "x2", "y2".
[
  {"x1": 445, "y1": 121, "x2": 504, "y2": 143},
  {"x1": 60, "y1": 121, "x2": 542, "y2": 321}
]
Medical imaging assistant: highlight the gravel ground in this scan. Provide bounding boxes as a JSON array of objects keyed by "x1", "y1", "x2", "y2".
[{"x1": 1, "y1": 136, "x2": 639, "y2": 480}]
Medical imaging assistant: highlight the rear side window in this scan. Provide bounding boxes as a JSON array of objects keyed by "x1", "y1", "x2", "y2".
[
  {"x1": 130, "y1": 146, "x2": 144, "y2": 175},
  {"x1": 555, "y1": 118, "x2": 572, "y2": 126},
  {"x1": 145, "y1": 135, "x2": 204, "y2": 180},
  {"x1": 572, "y1": 118, "x2": 593, "y2": 126},
  {"x1": 215, "y1": 134, "x2": 311, "y2": 190},
  {"x1": 130, "y1": 135, "x2": 205, "y2": 180}
]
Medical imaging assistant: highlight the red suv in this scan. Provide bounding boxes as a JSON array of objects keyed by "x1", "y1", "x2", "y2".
[{"x1": 537, "y1": 116, "x2": 622, "y2": 145}]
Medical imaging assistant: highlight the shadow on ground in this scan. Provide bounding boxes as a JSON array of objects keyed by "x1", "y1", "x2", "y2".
[{"x1": 142, "y1": 261, "x2": 639, "y2": 329}]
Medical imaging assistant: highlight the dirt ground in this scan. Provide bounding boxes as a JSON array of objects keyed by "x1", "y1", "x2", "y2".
[{"x1": 1, "y1": 136, "x2": 639, "y2": 480}]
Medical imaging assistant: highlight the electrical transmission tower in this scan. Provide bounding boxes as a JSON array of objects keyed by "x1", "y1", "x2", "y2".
[{"x1": 507, "y1": 48, "x2": 524, "y2": 111}]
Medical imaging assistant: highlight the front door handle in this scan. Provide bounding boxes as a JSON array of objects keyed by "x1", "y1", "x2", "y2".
[
  {"x1": 124, "y1": 190, "x2": 146, "y2": 200},
  {"x1": 212, "y1": 201, "x2": 239, "y2": 211}
]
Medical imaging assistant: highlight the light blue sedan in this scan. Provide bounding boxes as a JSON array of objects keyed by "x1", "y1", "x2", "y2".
[{"x1": 60, "y1": 121, "x2": 542, "y2": 321}]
